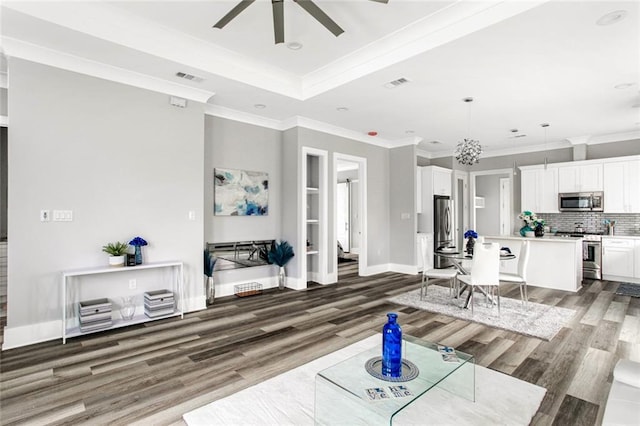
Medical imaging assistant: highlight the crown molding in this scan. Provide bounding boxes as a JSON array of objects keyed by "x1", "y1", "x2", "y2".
[
  {"x1": 588, "y1": 130, "x2": 640, "y2": 145},
  {"x1": 204, "y1": 104, "x2": 282, "y2": 131},
  {"x1": 287, "y1": 116, "x2": 393, "y2": 148},
  {"x1": 2, "y1": 38, "x2": 216, "y2": 103}
]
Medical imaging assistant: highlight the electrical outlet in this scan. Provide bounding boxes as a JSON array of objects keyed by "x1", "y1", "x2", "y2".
[{"x1": 129, "y1": 279, "x2": 137, "y2": 289}]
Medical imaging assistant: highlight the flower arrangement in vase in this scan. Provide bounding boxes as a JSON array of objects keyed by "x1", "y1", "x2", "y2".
[
  {"x1": 268, "y1": 240, "x2": 295, "y2": 290},
  {"x1": 463, "y1": 229, "x2": 478, "y2": 255},
  {"x1": 518, "y1": 211, "x2": 545, "y2": 237},
  {"x1": 129, "y1": 236, "x2": 148, "y2": 264}
]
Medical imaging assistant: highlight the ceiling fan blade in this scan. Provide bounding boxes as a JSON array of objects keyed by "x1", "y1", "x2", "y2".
[
  {"x1": 213, "y1": 0, "x2": 256, "y2": 29},
  {"x1": 272, "y1": 0, "x2": 285, "y2": 44},
  {"x1": 293, "y1": 0, "x2": 344, "y2": 37}
]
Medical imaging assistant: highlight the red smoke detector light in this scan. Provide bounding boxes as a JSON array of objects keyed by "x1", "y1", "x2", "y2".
[{"x1": 367, "y1": 131, "x2": 378, "y2": 136}]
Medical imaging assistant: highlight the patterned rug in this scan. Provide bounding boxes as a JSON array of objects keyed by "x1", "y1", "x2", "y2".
[
  {"x1": 389, "y1": 287, "x2": 576, "y2": 341},
  {"x1": 615, "y1": 282, "x2": 640, "y2": 298}
]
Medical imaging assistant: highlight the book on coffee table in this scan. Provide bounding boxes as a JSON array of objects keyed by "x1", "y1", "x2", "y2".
[{"x1": 438, "y1": 345, "x2": 460, "y2": 363}]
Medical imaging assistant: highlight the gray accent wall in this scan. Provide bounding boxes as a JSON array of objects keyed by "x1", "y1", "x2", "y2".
[
  {"x1": 6, "y1": 59, "x2": 204, "y2": 333},
  {"x1": 204, "y1": 116, "x2": 282, "y2": 243},
  {"x1": 389, "y1": 145, "x2": 416, "y2": 267},
  {"x1": 587, "y1": 140, "x2": 640, "y2": 159},
  {"x1": 0, "y1": 87, "x2": 7, "y2": 116},
  {"x1": 475, "y1": 173, "x2": 510, "y2": 236},
  {"x1": 294, "y1": 127, "x2": 390, "y2": 275}
]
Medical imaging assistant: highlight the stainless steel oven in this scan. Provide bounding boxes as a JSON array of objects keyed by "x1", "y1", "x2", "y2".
[
  {"x1": 583, "y1": 237, "x2": 602, "y2": 280},
  {"x1": 559, "y1": 192, "x2": 604, "y2": 212}
]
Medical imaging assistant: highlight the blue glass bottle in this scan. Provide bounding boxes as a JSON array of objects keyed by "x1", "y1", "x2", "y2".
[{"x1": 382, "y1": 312, "x2": 402, "y2": 377}]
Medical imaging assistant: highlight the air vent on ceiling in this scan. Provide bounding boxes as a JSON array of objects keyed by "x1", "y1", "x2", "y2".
[
  {"x1": 509, "y1": 134, "x2": 527, "y2": 139},
  {"x1": 384, "y1": 77, "x2": 410, "y2": 89},
  {"x1": 175, "y1": 72, "x2": 204, "y2": 83}
]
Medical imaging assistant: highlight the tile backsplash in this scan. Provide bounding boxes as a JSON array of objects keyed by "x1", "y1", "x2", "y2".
[{"x1": 537, "y1": 212, "x2": 640, "y2": 235}]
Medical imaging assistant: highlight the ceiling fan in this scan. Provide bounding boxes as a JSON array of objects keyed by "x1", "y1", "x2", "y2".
[{"x1": 213, "y1": 0, "x2": 389, "y2": 44}]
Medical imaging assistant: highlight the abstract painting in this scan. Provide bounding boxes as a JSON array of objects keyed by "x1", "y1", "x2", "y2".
[{"x1": 214, "y1": 168, "x2": 269, "y2": 216}]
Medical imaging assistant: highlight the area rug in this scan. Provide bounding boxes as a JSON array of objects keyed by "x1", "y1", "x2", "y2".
[
  {"x1": 615, "y1": 282, "x2": 640, "y2": 298},
  {"x1": 183, "y1": 335, "x2": 546, "y2": 426},
  {"x1": 389, "y1": 287, "x2": 575, "y2": 341}
]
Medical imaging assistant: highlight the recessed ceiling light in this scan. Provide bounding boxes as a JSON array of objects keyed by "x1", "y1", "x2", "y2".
[
  {"x1": 510, "y1": 129, "x2": 518, "y2": 133},
  {"x1": 615, "y1": 83, "x2": 634, "y2": 89},
  {"x1": 286, "y1": 42, "x2": 303, "y2": 50},
  {"x1": 254, "y1": 104, "x2": 266, "y2": 109},
  {"x1": 336, "y1": 107, "x2": 349, "y2": 112},
  {"x1": 596, "y1": 10, "x2": 627, "y2": 26},
  {"x1": 429, "y1": 140, "x2": 441, "y2": 145}
]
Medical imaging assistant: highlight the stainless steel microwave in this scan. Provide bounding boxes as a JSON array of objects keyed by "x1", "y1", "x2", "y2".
[{"x1": 558, "y1": 192, "x2": 604, "y2": 212}]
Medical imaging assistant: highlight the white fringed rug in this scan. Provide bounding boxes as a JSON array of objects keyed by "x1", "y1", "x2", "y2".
[
  {"x1": 389, "y1": 287, "x2": 575, "y2": 341},
  {"x1": 183, "y1": 335, "x2": 546, "y2": 426}
]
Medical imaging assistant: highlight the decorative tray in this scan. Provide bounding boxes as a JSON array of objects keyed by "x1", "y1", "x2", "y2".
[{"x1": 364, "y1": 357, "x2": 419, "y2": 382}]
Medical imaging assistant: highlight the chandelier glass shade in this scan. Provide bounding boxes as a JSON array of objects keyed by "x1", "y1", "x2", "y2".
[{"x1": 454, "y1": 138, "x2": 482, "y2": 166}]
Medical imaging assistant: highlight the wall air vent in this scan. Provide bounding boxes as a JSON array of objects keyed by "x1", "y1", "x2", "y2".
[
  {"x1": 175, "y1": 72, "x2": 204, "y2": 83},
  {"x1": 384, "y1": 77, "x2": 410, "y2": 89}
]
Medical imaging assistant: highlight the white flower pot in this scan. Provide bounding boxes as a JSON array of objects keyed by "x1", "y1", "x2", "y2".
[{"x1": 109, "y1": 255, "x2": 125, "y2": 267}]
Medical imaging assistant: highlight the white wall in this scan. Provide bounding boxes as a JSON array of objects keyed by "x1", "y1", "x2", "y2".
[{"x1": 5, "y1": 59, "x2": 205, "y2": 348}]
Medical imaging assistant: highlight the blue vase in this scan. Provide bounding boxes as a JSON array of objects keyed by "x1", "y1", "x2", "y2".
[
  {"x1": 382, "y1": 312, "x2": 402, "y2": 377},
  {"x1": 134, "y1": 246, "x2": 142, "y2": 265}
]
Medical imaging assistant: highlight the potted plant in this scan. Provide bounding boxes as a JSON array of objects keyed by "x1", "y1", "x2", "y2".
[
  {"x1": 268, "y1": 240, "x2": 295, "y2": 290},
  {"x1": 102, "y1": 242, "x2": 129, "y2": 266},
  {"x1": 204, "y1": 250, "x2": 217, "y2": 305}
]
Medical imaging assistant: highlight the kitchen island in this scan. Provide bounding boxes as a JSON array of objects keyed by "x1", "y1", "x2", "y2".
[{"x1": 484, "y1": 235, "x2": 583, "y2": 292}]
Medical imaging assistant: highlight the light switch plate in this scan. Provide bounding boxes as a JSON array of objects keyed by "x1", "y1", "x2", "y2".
[{"x1": 40, "y1": 210, "x2": 50, "y2": 222}]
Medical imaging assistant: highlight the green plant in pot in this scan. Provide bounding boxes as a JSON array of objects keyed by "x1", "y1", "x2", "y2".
[
  {"x1": 204, "y1": 250, "x2": 217, "y2": 305},
  {"x1": 102, "y1": 242, "x2": 129, "y2": 267},
  {"x1": 268, "y1": 240, "x2": 295, "y2": 290}
]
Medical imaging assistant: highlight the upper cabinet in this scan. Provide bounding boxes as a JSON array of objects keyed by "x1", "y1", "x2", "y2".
[
  {"x1": 520, "y1": 166, "x2": 559, "y2": 213},
  {"x1": 604, "y1": 159, "x2": 640, "y2": 213},
  {"x1": 558, "y1": 163, "x2": 603, "y2": 193},
  {"x1": 419, "y1": 166, "x2": 452, "y2": 233}
]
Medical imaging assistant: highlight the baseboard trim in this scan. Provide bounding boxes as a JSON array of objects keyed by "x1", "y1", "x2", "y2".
[
  {"x1": 602, "y1": 274, "x2": 640, "y2": 284},
  {"x1": 389, "y1": 263, "x2": 419, "y2": 275},
  {"x1": 361, "y1": 264, "x2": 390, "y2": 276}
]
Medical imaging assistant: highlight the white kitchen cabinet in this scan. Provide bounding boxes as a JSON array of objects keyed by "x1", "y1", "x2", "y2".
[
  {"x1": 604, "y1": 160, "x2": 640, "y2": 213},
  {"x1": 558, "y1": 163, "x2": 603, "y2": 193},
  {"x1": 602, "y1": 238, "x2": 635, "y2": 279},
  {"x1": 520, "y1": 166, "x2": 559, "y2": 213},
  {"x1": 636, "y1": 240, "x2": 640, "y2": 280},
  {"x1": 418, "y1": 166, "x2": 452, "y2": 233},
  {"x1": 432, "y1": 168, "x2": 452, "y2": 196}
]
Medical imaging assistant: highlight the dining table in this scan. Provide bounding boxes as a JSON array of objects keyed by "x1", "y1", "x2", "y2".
[{"x1": 435, "y1": 250, "x2": 516, "y2": 309}]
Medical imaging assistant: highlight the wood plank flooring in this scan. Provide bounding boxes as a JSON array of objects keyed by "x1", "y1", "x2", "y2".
[{"x1": 1, "y1": 261, "x2": 638, "y2": 425}]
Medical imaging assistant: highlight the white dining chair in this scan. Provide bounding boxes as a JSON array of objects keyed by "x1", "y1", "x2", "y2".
[
  {"x1": 499, "y1": 240, "x2": 530, "y2": 308},
  {"x1": 456, "y1": 242, "x2": 500, "y2": 315},
  {"x1": 420, "y1": 234, "x2": 458, "y2": 301}
]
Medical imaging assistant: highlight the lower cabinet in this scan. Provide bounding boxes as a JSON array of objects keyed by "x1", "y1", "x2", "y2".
[{"x1": 602, "y1": 238, "x2": 636, "y2": 280}]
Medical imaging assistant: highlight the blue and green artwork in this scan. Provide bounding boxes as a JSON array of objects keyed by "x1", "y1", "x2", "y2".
[{"x1": 214, "y1": 168, "x2": 269, "y2": 216}]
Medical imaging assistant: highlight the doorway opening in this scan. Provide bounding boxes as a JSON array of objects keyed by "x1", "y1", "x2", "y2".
[{"x1": 333, "y1": 154, "x2": 367, "y2": 281}]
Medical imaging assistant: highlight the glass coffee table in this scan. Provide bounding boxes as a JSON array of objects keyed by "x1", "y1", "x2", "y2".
[{"x1": 314, "y1": 335, "x2": 475, "y2": 425}]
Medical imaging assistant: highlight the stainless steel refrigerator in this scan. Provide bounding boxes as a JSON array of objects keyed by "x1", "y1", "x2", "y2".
[{"x1": 434, "y1": 195, "x2": 456, "y2": 268}]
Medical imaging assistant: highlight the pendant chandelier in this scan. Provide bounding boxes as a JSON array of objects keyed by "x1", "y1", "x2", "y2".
[{"x1": 454, "y1": 97, "x2": 482, "y2": 166}]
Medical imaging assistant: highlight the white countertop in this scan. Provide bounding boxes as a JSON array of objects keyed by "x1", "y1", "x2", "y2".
[
  {"x1": 484, "y1": 235, "x2": 582, "y2": 242},
  {"x1": 601, "y1": 235, "x2": 640, "y2": 240}
]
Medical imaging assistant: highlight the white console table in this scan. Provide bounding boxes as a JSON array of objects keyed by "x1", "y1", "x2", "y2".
[{"x1": 61, "y1": 261, "x2": 184, "y2": 344}]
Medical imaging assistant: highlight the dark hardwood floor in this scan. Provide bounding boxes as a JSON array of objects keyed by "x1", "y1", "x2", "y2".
[{"x1": 1, "y1": 261, "x2": 638, "y2": 425}]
